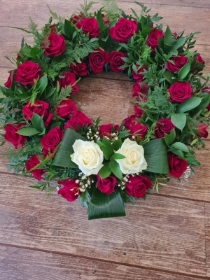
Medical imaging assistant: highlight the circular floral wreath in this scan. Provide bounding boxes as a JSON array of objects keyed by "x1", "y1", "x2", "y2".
[{"x1": 1, "y1": 2, "x2": 210, "y2": 219}]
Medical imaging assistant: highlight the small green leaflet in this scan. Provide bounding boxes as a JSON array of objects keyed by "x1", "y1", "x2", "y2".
[
  {"x1": 171, "y1": 142, "x2": 189, "y2": 153},
  {"x1": 177, "y1": 97, "x2": 201, "y2": 113},
  {"x1": 31, "y1": 113, "x2": 45, "y2": 134},
  {"x1": 109, "y1": 160, "x2": 122, "y2": 179},
  {"x1": 17, "y1": 127, "x2": 40, "y2": 136},
  {"x1": 178, "y1": 63, "x2": 191, "y2": 80},
  {"x1": 88, "y1": 189, "x2": 126, "y2": 220},
  {"x1": 164, "y1": 129, "x2": 176, "y2": 146},
  {"x1": 171, "y1": 113, "x2": 186, "y2": 131}
]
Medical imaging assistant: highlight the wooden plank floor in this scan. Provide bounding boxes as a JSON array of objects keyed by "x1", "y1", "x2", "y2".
[{"x1": 0, "y1": 0, "x2": 210, "y2": 279}]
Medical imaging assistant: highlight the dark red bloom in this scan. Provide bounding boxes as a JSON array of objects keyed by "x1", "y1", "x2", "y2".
[
  {"x1": 132, "y1": 82, "x2": 148, "y2": 98},
  {"x1": 58, "y1": 72, "x2": 79, "y2": 94},
  {"x1": 109, "y1": 18, "x2": 137, "y2": 43},
  {"x1": 195, "y1": 53, "x2": 205, "y2": 65},
  {"x1": 154, "y1": 118, "x2": 175, "y2": 138},
  {"x1": 57, "y1": 179, "x2": 80, "y2": 202},
  {"x1": 42, "y1": 33, "x2": 65, "y2": 57},
  {"x1": 4, "y1": 123, "x2": 26, "y2": 149},
  {"x1": 166, "y1": 55, "x2": 188, "y2": 73},
  {"x1": 133, "y1": 105, "x2": 144, "y2": 117},
  {"x1": 70, "y1": 62, "x2": 88, "y2": 77},
  {"x1": 4, "y1": 71, "x2": 14, "y2": 88},
  {"x1": 132, "y1": 66, "x2": 147, "y2": 81},
  {"x1": 25, "y1": 155, "x2": 45, "y2": 181},
  {"x1": 88, "y1": 49, "x2": 109, "y2": 73},
  {"x1": 98, "y1": 123, "x2": 119, "y2": 138},
  {"x1": 15, "y1": 61, "x2": 41, "y2": 86},
  {"x1": 109, "y1": 51, "x2": 127, "y2": 72},
  {"x1": 146, "y1": 29, "x2": 164, "y2": 51},
  {"x1": 97, "y1": 174, "x2": 116, "y2": 194},
  {"x1": 123, "y1": 116, "x2": 147, "y2": 139},
  {"x1": 40, "y1": 127, "x2": 63, "y2": 154},
  {"x1": 64, "y1": 111, "x2": 92, "y2": 131},
  {"x1": 125, "y1": 175, "x2": 152, "y2": 198},
  {"x1": 76, "y1": 17, "x2": 99, "y2": 38},
  {"x1": 168, "y1": 153, "x2": 188, "y2": 178},
  {"x1": 70, "y1": 13, "x2": 84, "y2": 24},
  {"x1": 55, "y1": 99, "x2": 77, "y2": 118},
  {"x1": 196, "y1": 123, "x2": 208, "y2": 138},
  {"x1": 168, "y1": 82, "x2": 192, "y2": 103}
]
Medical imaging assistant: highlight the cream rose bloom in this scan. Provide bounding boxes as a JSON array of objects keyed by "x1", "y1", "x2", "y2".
[
  {"x1": 71, "y1": 140, "x2": 103, "y2": 175},
  {"x1": 116, "y1": 138, "x2": 147, "y2": 174}
]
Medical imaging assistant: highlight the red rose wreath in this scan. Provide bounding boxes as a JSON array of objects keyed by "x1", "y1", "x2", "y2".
[{"x1": 1, "y1": 2, "x2": 210, "y2": 219}]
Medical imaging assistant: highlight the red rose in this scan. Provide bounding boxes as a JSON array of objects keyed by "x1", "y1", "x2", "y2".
[
  {"x1": 196, "y1": 53, "x2": 205, "y2": 65},
  {"x1": 123, "y1": 115, "x2": 136, "y2": 128},
  {"x1": 166, "y1": 55, "x2": 188, "y2": 73},
  {"x1": 25, "y1": 155, "x2": 45, "y2": 181},
  {"x1": 102, "y1": 13, "x2": 110, "y2": 26},
  {"x1": 123, "y1": 116, "x2": 147, "y2": 139},
  {"x1": 4, "y1": 71, "x2": 14, "y2": 88},
  {"x1": 57, "y1": 179, "x2": 80, "y2": 202},
  {"x1": 154, "y1": 118, "x2": 175, "y2": 138},
  {"x1": 58, "y1": 72, "x2": 79, "y2": 94},
  {"x1": 55, "y1": 99, "x2": 77, "y2": 118},
  {"x1": 168, "y1": 82, "x2": 192, "y2": 103},
  {"x1": 134, "y1": 105, "x2": 144, "y2": 117},
  {"x1": 76, "y1": 18, "x2": 99, "y2": 38},
  {"x1": 49, "y1": 24, "x2": 57, "y2": 33},
  {"x1": 132, "y1": 66, "x2": 147, "y2": 81},
  {"x1": 4, "y1": 123, "x2": 26, "y2": 149},
  {"x1": 109, "y1": 51, "x2": 127, "y2": 72},
  {"x1": 132, "y1": 82, "x2": 148, "y2": 98},
  {"x1": 125, "y1": 175, "x2": 152, "y2": 198},
  {"x1": 196, "y1": 123, "x2": 208, "y2": 138},
  {"x1": 168, "y1": 153, "x2": 188, "y2": 178},
  {"x1": 109, "y1": 18, "x2": 137, "y2": 43},
  {"x1": 70, "y1": 13, "x2": 83, "y2": 24},
  {"x1": 15, "y1": 61, "x2": 41, "y2": 86},
  {"x1": 40, "y1": 127, "x2": 63, "y2": 154},
  {"x1": 97, "y1": 174, "x2": 116, "y2": 194},
  {"x1": 98, "y1": 123, "x2": 119, "y2": 138},
  {"x1": 88, "y1": 49, "x2": 109, "y2": 73},
  {"x1": 42, "y1": 33, "x2": 65, "y2": 57},
  {"x1": 64, "y1": 111, "x2": 92, "y2": 131},
  {"x1": 146, "y1": 29, "x2": 164, "y2": 51},
  {"x1": 22, "y1": 100, "x2": 52, "y2": 127},
  {"x1": 70, "y1": 62, "x2": 88, "y2": 77}
]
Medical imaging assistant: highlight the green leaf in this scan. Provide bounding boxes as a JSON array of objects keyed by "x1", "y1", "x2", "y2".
[
  {"x1": 52, "y1": 129, "x2": 85, "y2": 168},
  {"x1": 17, "y1": 126, "x2": 39, "y2": 136},
  {"x1": 112, "y1": 139, "x2": 122, "y2": 150},
  {"x1": 163, "y1": 70, "x2": 175, "y2": 84},
  {"x1": 178, "y1": 63, "x2": 191, "y2": 80},
  {"x1": 171, "y1": 113, "x2": 186, "y2": 131},
  {"x1": 170, "y1": 37, "x2": 186, "y2": 51},
  {"x1": 88, "y1": 189, "x2": 126, "y2": 220},
  {"x1": 177, "y1": 97, "x2": 201, "y2": 113},
  {"x1": 192, "y1": 94, "x2": 210, "y2": 116},
  {"x1": 171, "y1": 142, "x2": 189, "y2": 153},
  {"x1": 31, "y1": 113, "x2": 45, "y2": 133},
  {"x1": 63, "y1": 19, "x2": 77, "y2": 39},
  {"x1": 143, "y1": 139, "x2": 168, "y2": 174},
  {"x1": 36, "y1": 75, "x2": 48, "y2": 95},
  {"x1": 164, "y1": 26, "x2": 172, "y2": 45},
  {"x1": 109, "y1": 160, "x2": 122, "y2": 179},
  {"x1": 101, "y1": 137, "x2": 114, "y2": 160},
  {"x1": 99, "y1": 162, "x2": 111, "y2": 179},
  {"x1": 164, "y1": 129, "x2": 176, "y2": 146},
  {"x1": 111, "y1": 153, "x2": 125, "y2": 160}
]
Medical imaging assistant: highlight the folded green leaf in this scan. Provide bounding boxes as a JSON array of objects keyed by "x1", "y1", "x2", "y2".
[
  {"x1": 164, "y1": 129, "x2": 176, "y2": 146},
  {"x1": 17, "y1": 126, "x2": 40, "y2": 136},
  {"x1": 31, "y1": 113, "x2": 45, "y2": 133},
  {"x1": 111, "y1": 153, "x2": 125, "y2": 160},
  {"x1": 177, "y1": 97, "x2": 201, "y2": 113},
  {"x1": 88, "y1": 189, "x2": 126, "y2": 220},
  {"x1": 99, "y1": 163, "x2": 111, "y2": 179},
  {"x1": 171, "y1": 113, "x2": 186, "y2": 131},
  {"x1": 178, "y1": 63, "x2": 191, "y2": 80},
  {"x1": 36, "y1": 75, "x2": 48, "y2": 95},
  {"x1": 109, "y1": 160, "x2": 122, "y2": 179},
  {"x1": 171, "y1": 142, "x2": 189, "y2": 153}
]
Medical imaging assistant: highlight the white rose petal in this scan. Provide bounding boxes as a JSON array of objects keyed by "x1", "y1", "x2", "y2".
[
  {"x1": 71, "y1": 139, "x2": 104, "y2": 175},
  {"x1": 116, "y1": 138, "x2": 147, "y2": 174}
]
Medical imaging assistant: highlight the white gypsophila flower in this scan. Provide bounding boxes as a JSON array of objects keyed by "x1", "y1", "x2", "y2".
[
  {"x1": 116, "y1": 138, "x2": 147, "y2": 174},
  {"x1": 71, "y1": 139, "x2": 104, "y2": 175}
]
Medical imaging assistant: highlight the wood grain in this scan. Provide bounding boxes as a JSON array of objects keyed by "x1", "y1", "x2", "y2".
[
  {"x1": 1, "y1": 245, "x2": 206, "y2": 280},
  {"x1": 0, "y1": 173, "x2": 207, "y2": 276}
]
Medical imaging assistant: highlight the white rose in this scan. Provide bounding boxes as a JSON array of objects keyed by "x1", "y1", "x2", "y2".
[
  {"x1": 116, "y1": 138, "x2": 147, "y2": 174},
  {"x1": 71, "y1": 139, "x2": 104, "y2": 175}
]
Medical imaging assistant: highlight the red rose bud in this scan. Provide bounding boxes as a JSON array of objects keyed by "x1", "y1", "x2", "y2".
[
  {"x1": 202, "y1": 87, "x2": 210, "y2": 111},
  {"x1": 168, "y1": 153, "x2": 188, "y2": 178},
  {"x1": 146, "y1": 29, "x2": 164, "y2": 51},
  {"x1": 134, "y1": 105, "x2": 144, "y2": 118},
  {"x1": 168, "y1": 81, "x2": 192, "y2": 103},
  {"x1": 98, "y1": 123, "x2": 119, "y2": 138},
  {"x1": 129, "y1": 123, "x2": 148, "y2": 139},
  {"x1": 40, "y1": 126, "x2": 63, "y2": 154},
  {"x1": 109, "y1": 17, "x2": 137, "y2": 43},
  {"x1": 154, "y1": 118, "x2": 175, "y2": 138},
  {"x1": 42, "y1": 33, "x2": 66, "y2": 57},
  {"x1": 15, "y1": 61, "x2": 41, "y2": 86},
  {"x1": 109, "y1": 51, "x2": 127, "y2": 72},
  {"x1": 4, "y1": 71, "x2": 14, "y2": 88},
  {"x1": 196, "y1": 53, "x2": 205, "y2": 65},
  {"x1": 102, "y1": 13, "x2": 110, "y2": 26},
  {"x1": 70, "y1": 62, "x2": 88, "y2": 77},
  {"x1": 70, "y1": 13, "x2": 84, "y2": 24},
  {"x1": 123, "y1": 115, "x2": 136, "y2": 128},
  {"x1": 132, "y1": 66, "x2": 147, "y2": 81},
  {"x1": 76, "y1": 17, "x2": 99, "y2": 38},
  {"x1": 25, "y1": 155, "x2": 45, "y2": 181},
  {"x1": 196, "y1": 123, "x2": 208, "y2": 138},
  {"x1": 166, "y1": 55, "x2": 188, "y2": 73},
  {"x1": 132, "y1": 82, "x2": 148, "y2": 98},
  {"x1": 22, "y1": 100, "x2": 52, "y2": 127},
  {"x1": 58, "y1": 72, "x2": 79, "y2": 94},
  {"x1": 125, "y1": 175, "x2": 152, "y2": 198},
  {"x1": 64, "y1": 110, "x2": 92, "y2": 131},
  {"x1": 57, "y1": 179, "x2": 80, "y2": 202},
  {"x1": 97, "y1": 174, "x2": 116, "y2": 195},
  {"x1": 88, "y1": 49, "x2": 109, "y2": 73},
  {"x1": 49, "y1": 24, "x2": 57, "y2": 33},
  {"x1": 55, "y1": 99, "x2": 77, "y2": 118},
  {"x1": 4, "y1": 123, "x2": 26, "y2": 149}
]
